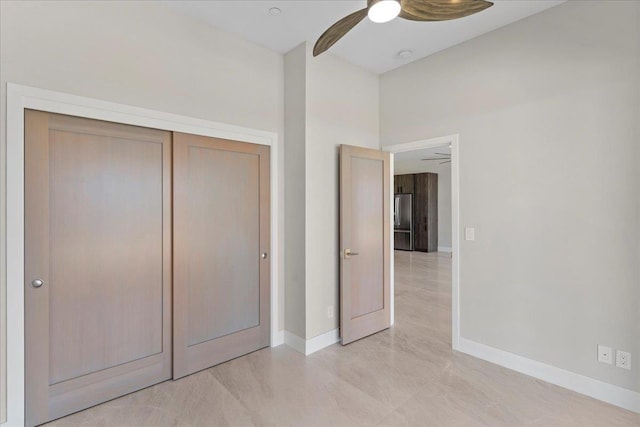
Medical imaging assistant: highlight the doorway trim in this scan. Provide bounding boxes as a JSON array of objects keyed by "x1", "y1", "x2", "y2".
[
  {"x1": 383, "y1": 134, "x2": 460, "y2": 350},
  {"x1": 5, "y1": 83, "x2": 282, "y2": 427}
]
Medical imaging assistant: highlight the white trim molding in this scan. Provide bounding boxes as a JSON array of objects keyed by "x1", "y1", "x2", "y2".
[
  {"x1": 383, "y1": 134, "x2": 461, "y2": 350},
  {"x1": 284, "y1": 329, "x2": 341, "y2": 356},
  {"x1": 272, "y1": 330, "x2": 285, "y2": 347},
  {"x1": 5, "y1": 83, "x2": 283, "y2": 427},
  {"x1": 389, "y1": 154, "x2": 395, "y2": 325},
  {"x1": 458, "y1": 338, "x2": 640, "y2": 414},
  {"x1": 284, "y1": 331, "x2": 306, "y2": 355}
]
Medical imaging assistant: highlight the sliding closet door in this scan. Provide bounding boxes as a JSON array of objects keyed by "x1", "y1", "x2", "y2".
[
  {"x1": 173, "y1": 133, "x2": 270, "y2": 379},
  {"x1": 24, "y1": 110, "x2": 172, "y2": 426}
]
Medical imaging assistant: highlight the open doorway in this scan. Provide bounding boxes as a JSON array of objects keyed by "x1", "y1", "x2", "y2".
[{"x1": 384, "y1": 135, "x2": 460, "y2": 349}]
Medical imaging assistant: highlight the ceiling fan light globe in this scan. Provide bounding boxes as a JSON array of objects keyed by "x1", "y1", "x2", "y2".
[{"x1": 368, "y1": 0, "x2": 401, "y2": 23}]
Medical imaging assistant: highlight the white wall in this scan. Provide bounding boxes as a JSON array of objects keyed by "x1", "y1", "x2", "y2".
[
  {"x1": 305, "y1": 46, "x2": 380, "y2": 339},
  {"x1": 394, "y1": 162, "x2": 452, "y2": 250},
  {"x1": 284, "y1": 44, "x2": 307, "y2": 338},
  {"x1": 380, "y1": 0, "x2": 640, "y2": 393},
  {"x1": 0, "y1": 1, "x2": 285, "y2": 421},
  {"x1": 283, "y1": 43, "x2": 379, "y2": 340}
]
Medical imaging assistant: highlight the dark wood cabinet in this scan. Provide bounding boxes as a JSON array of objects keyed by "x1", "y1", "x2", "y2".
[
  {"x1": 408, "y1": 173, "x2": 438, "y2": 253},
  {"x1": 394, "y1": 174, "x2": 414, "y2": 194},
  {"x1": 394, "y1": 173, "x2": 438, "y2": 252}
]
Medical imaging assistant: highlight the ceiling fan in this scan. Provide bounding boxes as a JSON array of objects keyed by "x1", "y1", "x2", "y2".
[
  {"x1": 314, "y1": 0, "x2": 494, "y2": 57},
  {"x1": 422, "y1": 152, "x2": 451, "y2": 164}
]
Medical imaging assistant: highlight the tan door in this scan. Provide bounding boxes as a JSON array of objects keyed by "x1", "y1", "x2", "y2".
[
  {"x1": 24, "y1": 110, "x2": 172, "y2": 426},
  {"x1": 172, "y1": 133, "x2": 270, "y2": 379},
  {"x1": 340, "y1": 145, "x2": 391, "y2": 345}
]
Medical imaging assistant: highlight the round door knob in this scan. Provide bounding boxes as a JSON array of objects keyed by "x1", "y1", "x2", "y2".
[
  {"x1": 31, "y1": 279, "x2": 44, "y2": 288},
  {"x1": 261, "y1": 252, "x2": 268, "y2": 259}
]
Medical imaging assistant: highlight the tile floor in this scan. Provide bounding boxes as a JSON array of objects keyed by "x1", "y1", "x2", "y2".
[{"x1": 46, "y1": 251, "x2": 639, "y2": 426}]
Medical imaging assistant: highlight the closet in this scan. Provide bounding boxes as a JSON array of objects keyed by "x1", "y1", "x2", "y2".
[{"x1": 24, "y1": 110, "x2": 270, "y2": 426}]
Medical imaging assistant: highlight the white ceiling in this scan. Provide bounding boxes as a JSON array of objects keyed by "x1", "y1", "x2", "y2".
[
  {"x1": 394, "y1": 146, "x2": 450, "y2": 162},
  {"x1": 161, "y1": 0, "x2": 565, "y2": 74},
  {"x1": 395, "y1": 146, "x2": 452, "y2": 173}
]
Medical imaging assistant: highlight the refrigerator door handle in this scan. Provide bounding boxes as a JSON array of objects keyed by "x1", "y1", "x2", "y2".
[{"x1": 394, "y1": 196, "x2": 400, "y2": 227}]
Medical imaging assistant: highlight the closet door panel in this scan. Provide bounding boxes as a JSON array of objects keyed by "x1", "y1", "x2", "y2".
[
  {"x1": 25, "y1": 111, "x2": 172, "y2": 427},
  {"x1": 173, "y1": 133, "x2": 270, "y2": 379},
  {"x1": 186, "y1": 146, "x2": 260, "y2": 345},
  {"x1": 48, "y1": 128, "x2": 164, "y2": 383}
]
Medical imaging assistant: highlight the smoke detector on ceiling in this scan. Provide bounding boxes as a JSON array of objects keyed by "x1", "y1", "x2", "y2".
[{"x1": 397, "y1": 49, "x2": 413, "y2": 59}]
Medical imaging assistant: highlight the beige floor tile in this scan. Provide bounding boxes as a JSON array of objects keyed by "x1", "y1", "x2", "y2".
[
  {"x1": 45, "y1": 250, "x2": 639, "y2": 426},
  {"x1": 308, "y1": 337, "x2": 440, "y2": 408},
  {"x1": 208, "y1": 346, "x2": 394, "y2": 426},
  {"x1": 46, "y1": 370, "x2": 255, "y2": 427}
]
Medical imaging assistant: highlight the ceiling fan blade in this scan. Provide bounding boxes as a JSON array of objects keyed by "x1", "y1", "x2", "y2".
[
  {"x1": 421, "y1": 157, "x2": 450, "y2": 161},
  {"x1": 440, "y1": 160, "x2": 452, "y2": 164},
  {"x1": 313, "y1": 8, "x2": 368, "y2": 57},
  {"x1": 400, "y1": 0, "x2": 493, "y2": 22},
  {"x1": 435, "y1": 152, "x2": 451, "y2": 156}
]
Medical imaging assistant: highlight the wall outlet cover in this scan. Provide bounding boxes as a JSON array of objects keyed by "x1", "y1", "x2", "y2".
[
  {"x1": 465, "y1": 227, "x2": 475, "y2": 241},
  {"x1": 615, "y1": 350, "x2": 631, "y2": 370},
  {"x1": 597, "y1": 345, "x2": 613, "y2": 364},
  {"x1": 327, "y1": 305, "x2": 334, "y2": 319}
]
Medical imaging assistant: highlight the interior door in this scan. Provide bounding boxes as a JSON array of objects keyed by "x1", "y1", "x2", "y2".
[
  {"x1": 25, "y1": 110, "x2": 172, "y2": 426},
  {"x1": 340, "y1": 145, "x2": 391, "y2": 345},
  {"x1": 172, "y1": 133, "x2": 270, "y2": 379}
]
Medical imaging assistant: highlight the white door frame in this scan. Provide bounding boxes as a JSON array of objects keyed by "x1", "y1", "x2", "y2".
[
  {"x1": 4, "y1": 83, "x2": 283, "y2": 427},
  {"x1": 383, "y1": 134, "x2": 460, "y2": 349}
]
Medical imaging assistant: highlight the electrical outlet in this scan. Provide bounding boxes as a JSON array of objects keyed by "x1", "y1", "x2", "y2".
[
  {"x1": 465, "y1": 227, "x2": 475, "y2": 241},
  {"x1": 327, "y1": 305, "x2": 334, "y2": 319},
  {"x1": 616, "y1": 350, "x2": 631, "y2": 370},
  {"x1": 597, "y1": 345, "x2": 613, "y2": 364}
]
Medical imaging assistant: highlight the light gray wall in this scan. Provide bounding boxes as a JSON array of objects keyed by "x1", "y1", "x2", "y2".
[
  {"x1": 305, "y1": 45, "x2": 380, "y2": 339},
  {"x1": 380, "y1": 0, "x2": 640, "y2": 392},
  {"x1": 284, "y1": 44, "x2": 307, "y2": 338},
  {"x1": 283, "y1": 43, "x2": 379, "y2": 340},
  {"x1": 0, "y1": 1, "x2": 286, "y2": 420},
  {"x1": 394, "y1": 162, "x2": 452, "y2": 250}
]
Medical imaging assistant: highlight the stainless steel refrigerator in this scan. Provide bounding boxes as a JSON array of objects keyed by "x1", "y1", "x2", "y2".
[{"x1": 394, "y1": 193, "x2": 413, "y2": 251}]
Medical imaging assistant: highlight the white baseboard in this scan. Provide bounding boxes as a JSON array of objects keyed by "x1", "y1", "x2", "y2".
[
  {"x1": 306, "y1": 328, "x2": 340, "y2": 355},
  {"x1": 284, "y1": 328, "x2": 340, "y2": 356},
  {"x1": 284, "y1": 331, "x2": 306, "y2": 354},
  {"x1": 438, "y1": 246, "x2": 452, "y2": 253},
  {"x1": 457, "y1": 337, "x2": 640, "y2": 414},
  {"x1": 271, "y1": 330, "x2": 285, "y2": 347}
]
